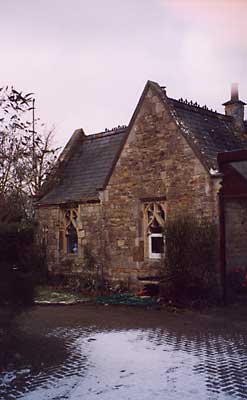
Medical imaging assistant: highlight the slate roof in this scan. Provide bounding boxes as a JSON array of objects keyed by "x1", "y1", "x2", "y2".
[
  {"x1": 38, "y1": 127, "x2": 127, "y2": 205},
  {"x1": 38, "y1": 81, "x2": 247, "y2": 206},
  {"x1": 167, "y1": 97, "x2": 247, "y2": 171}
]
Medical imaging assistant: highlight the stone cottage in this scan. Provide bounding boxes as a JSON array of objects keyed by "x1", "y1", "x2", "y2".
[{"x1": 36, "y1": 81, "x2": 247, "y2": 292}]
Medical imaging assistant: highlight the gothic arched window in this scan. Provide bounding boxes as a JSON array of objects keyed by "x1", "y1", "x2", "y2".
[
  {"x1": 66, "y1": 223, "x2": 78, "y2": 254},
  {"x1": 64, "y1": 209, "x2": 78, "y2": 254},
  {"x1": 144, "y1": 202, "x2": 165, "y2": 259}
]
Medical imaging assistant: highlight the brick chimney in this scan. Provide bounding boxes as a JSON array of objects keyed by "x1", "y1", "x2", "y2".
[{"x1": 223, "y1": 83, "x2": 246, "y2": 130}]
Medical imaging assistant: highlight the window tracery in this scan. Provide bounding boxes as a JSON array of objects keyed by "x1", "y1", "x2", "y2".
[
  {"x1": 144, "y1": 202, "x2": 165, "y2": 259},
  {"x1": 63, "y1": 208, "x2": 79, "y2": 254}
]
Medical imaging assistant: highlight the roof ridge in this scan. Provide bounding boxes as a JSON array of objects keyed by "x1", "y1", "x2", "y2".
[
  {"x1": 86, "y1": 126, "x2": 127, "y2": 140},
  {"x1": 168, "y1": 97, "x2": 231, "y2": 120}
]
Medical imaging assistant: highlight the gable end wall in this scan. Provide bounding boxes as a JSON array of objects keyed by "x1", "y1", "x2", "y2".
[{"x1": 103, "y1": 86, "x2": 221, "y2": 288}]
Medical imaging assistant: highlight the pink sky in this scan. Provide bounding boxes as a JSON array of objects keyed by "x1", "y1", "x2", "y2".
[
  {"x1": 166, "y1": 0, "x2": 246, "y2": 44},
  {"x1": 1, "y1": 0, "x2": 246, "y2": 147}
]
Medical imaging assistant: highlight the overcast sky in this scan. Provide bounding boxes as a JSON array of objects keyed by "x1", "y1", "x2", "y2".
[{"x1": 1, "y1": 0, "x2": 246, "y2": 147}]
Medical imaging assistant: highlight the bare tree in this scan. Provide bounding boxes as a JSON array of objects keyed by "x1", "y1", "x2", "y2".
[
  {"x1": 0, "y1": 86, "x2": 60, "y2": 222},
  {"x1": 0, "y1": 86, "x2": 33, "y2": 194},
  {"x1": 21, "y1": 125, "x2": 59, "y2": 197}
]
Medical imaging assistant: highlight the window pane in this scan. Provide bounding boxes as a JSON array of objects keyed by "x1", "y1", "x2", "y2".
[
  {"x1": 151, "y1": 236, "x2": 164, "y2": 254},
  {"x1": 59, "y1": 230, "x2": 64, "y2": 252},
  {"x1": 150, "y1": 224, "x2": 163, "y2": 234},
  {"x1": 157, "y1": 205, "x2": 165, "y2": 220},
  {"x1": 66, "y1": 223, "x2": 78, "y2": 254}
]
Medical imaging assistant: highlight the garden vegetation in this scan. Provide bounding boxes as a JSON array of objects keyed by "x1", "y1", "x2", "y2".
[
  {"x1": 0, "y1": 86, "x2": 58, "y2": 307},
  {"x1": 160, "y1": 216, "x2": 219, "y2": 307}
]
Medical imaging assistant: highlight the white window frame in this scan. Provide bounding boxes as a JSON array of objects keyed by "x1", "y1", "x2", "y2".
[{"x1": 148, "y1": 232, "x2": 164, "y2": 259}]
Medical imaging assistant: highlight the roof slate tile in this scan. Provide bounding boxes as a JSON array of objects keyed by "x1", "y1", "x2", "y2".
[
  {"x1": 168, "y1": 98, "x2": 247, "y2": 170},
  {"x1": 38, "y1": 128, "x2": 127, "y2": 205}
]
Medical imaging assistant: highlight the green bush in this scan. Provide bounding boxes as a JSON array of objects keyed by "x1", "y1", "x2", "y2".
[
  {"x1": 0, "y1": 222, "x2": 48, "y2": 306},
  {"x1": 160, "y1": 216, "x2": 218, "y2": 306},
  {"x1": 80, "y1": 245, "x2": 103, "y2": 293}
]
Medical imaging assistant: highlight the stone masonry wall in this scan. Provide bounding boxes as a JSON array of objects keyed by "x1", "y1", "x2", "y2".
[
  {"x1": 35, "y1": 206, "x2": 60, "y2": 271},
  {"x1": 35, "y1": 202, "x2": 102, "y2": 279},
  {"x1": 225, "y1": 199, "x2": 247, "y2": 272},
  {"x1": 103, "y1": 86, "x2": 220, "y2": 289}
]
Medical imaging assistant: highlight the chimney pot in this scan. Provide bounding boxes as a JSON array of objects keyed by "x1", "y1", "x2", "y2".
[
  {"x1": 222, "y1": 84, "x2": 246, "y2": 129},
  {"x1": 231, "y1": 83, "x2": 239, "y2": 101}
]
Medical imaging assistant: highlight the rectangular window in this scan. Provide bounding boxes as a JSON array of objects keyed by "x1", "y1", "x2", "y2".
[{"x1": 148, "y1": 233, "x2": 164, "y2": 259}]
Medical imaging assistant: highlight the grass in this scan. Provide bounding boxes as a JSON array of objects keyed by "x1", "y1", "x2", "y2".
[
  {"x1": 35, "y1": 286, "x2": 90, "y2": 304},
  {"x1": 35, "y1": 286, "x2": 158, "y2": 306}
]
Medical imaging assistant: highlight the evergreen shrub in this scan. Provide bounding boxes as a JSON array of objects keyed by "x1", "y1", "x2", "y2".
[
  {"x1": 160, "y1": 216, "x2": 219, "y2": 306},
  {"x1": 0, "y1": 222, "x2": 47, "y2": 306}
]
